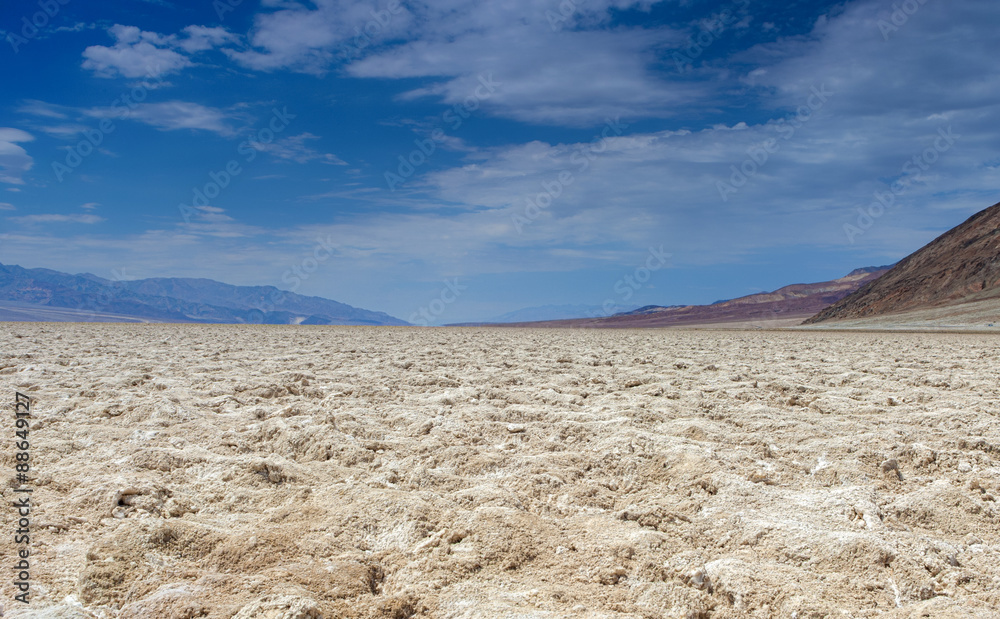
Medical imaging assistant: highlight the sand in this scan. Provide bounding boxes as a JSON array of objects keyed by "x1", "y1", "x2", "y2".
[{"x1": 1, "y1": 324, "x2": 999, "y2": 618}]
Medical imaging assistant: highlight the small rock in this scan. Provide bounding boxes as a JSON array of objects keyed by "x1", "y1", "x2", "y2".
[
  {"x1": 958, "y1": 461, "x2": 972, "y2": 473},
  {"x1": 507, "y1": 424, "x2": 526, "y2": 434},
  {"x1": 685, "y1": 567, "x2": 712, "y2": 592},
  {"x1": 918, "y1": 583, "x2": 936, "y2": 600},
  {"x1": 880, "y1": 459, "x2": 902, "y2": 480}
]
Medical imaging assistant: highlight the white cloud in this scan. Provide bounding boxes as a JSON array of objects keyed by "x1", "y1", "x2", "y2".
[
  {"x1": 0, "y1": 202, "x2": 15, "y2": 211},
  {"x1": 228, "y1": 0, "x2": 693, "y2": 125},
  {"x1": 226, "y1": 0, "x2": 411, "y2": 73},
  {"x1": 36, "y1": 124, "x2": 91, "y2": 137},
  {"x1": 54, "y1": 22, "x2": 97, "y2": 33},
  {"x1": 739, "y1": 0, "x2": 1000, "y2": 118},
  {"x1": 17, "y1": 100, "x2": 70, "y2": 119},
  {"x1": 177, "y1": 25, "x2": 239, "y2": 53},
  {"x1": 83, "y1": 24, "x2": 192, "y2": 78},
  {"x1": 0, "y1": 128, "x2": 34, "y2": 185},
  {"x1": 256, "y1": 133, "x2": 348, "y2": 164},
  {"x1": 350, "y1": 27, "x2": 695, "y2": 126},
  {"x1": 84, "y1": 101, "x2": 237, "y2": 135},
  {"x1": 20, "y1": 98, "x2": 243, "y2": 137},
  {"x1": 9, "y1": 213, "x2": 104, "y2": 224},
  {"x1": 81, "y1": 23, "x2": 237, "y2": 79}
]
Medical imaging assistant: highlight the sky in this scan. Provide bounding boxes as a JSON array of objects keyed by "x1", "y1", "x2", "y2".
[{"x1": 1, "y1": 0, "x2": 998, "y2": 324}]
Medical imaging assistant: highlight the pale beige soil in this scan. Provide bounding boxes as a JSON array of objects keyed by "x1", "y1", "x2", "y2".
[
  {"x1": 800, "y1": 297, "x2": 1000, "y2": 331},
  {"x1": 1, "y1": 324, "x2": 999, "y2": 618}
]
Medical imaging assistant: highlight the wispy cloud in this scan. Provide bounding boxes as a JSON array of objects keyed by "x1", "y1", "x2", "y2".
[
  {"x1": 0, "y1": 128, "x2": 34, "y2": 185},
  {"x1": 54, "y1": 22, "x2": 98, "y2": 33},
  {"x1": 16, "y1": 100, "x2": 70, "y2": 119},
  {"x1": 256, "y1": 132, "x2": 348, "y2": 164},
  {"x1": 9, "y1": 213, "x2": 105, "y2": 224},
  {"x1": 83, "y1": 101, "x2": 239, "y2": 135},
  {"x1": 21, "y1": 98, "x2": 244, "y2": 137}
]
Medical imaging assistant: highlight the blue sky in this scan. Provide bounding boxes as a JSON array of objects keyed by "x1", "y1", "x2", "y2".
[{"x1": 1, "y1": 0, "x2": 998, "y2": 324}]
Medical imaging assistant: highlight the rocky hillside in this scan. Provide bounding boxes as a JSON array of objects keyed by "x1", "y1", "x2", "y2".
[{"x1": 806, "y1": 202, "x2": 1000, "y2": 324}]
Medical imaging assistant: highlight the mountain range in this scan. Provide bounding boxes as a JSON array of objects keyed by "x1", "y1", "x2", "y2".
[
  {"x1": 6, "y1": 199, "x2": 999, "y2": 329},
  {"x1": 495, "y1": 266, "x2": 894, "y2": 328},
  {"x1": 0, "y1": 263, "x2": 407, "y2": 326},
  {"x1": 806, "y1": 201, "x2": 1000, "y2": 325}
]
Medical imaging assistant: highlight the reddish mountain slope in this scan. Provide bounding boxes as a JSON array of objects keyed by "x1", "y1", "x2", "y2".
[
  {"x1": 505, "y1": 267, "x2": 891, "y2": 328},
  {"x1": 806, "y1": 202, "x2": 1000, "y2": 324}
]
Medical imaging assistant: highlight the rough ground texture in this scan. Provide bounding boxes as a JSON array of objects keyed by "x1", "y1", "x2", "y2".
[
  {"x1": 2, "y1": 324, "x2": 999, "y2": 618},
  {"x1": 807, "y1": 202, "x2": 1000, "y2": 324}
]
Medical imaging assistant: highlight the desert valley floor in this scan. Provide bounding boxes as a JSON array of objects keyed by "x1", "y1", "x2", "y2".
[{"x1": 2, "y1": 324, "x2": 999, "y2": 618}]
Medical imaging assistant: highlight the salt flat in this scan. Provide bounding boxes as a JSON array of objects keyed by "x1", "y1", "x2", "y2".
[{"x1": 2, "y1": 324, "x2": 999, "y2": 618}]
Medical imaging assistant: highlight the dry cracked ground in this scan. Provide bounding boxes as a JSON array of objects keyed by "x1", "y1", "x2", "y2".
[{"x1": 1, "y1": 324, "x2": 999, "y2": 618}]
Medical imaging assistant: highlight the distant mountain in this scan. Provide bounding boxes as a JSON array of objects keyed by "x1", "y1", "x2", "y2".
[
  {"x1": 488, "y1": 303, "x2": 640, "y2": 323},
  {"x1": 845, "y1": 265, "x2": 896, "y2": 276},
  {"x1": 622, "y1": 304, "x2": 686, "y2": 315},
  {"x1": 806, "y1": 202, "x2": 1000, "y2": 324},
  {"x1": 499, "y1": 266, "x2": 892, "y2": 328},
  {"x1": 0, "y1": 263, "x2": 407, "y2": 326}
]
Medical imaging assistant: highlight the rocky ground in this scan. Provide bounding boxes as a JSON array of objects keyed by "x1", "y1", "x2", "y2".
[{"x1": 1, "y1": 324, "x2": 999, "y2": 618}]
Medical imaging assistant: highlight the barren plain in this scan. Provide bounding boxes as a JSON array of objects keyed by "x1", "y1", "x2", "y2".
[{"x1": 2, "y1": 324, "x2": 999, "y2": 618}]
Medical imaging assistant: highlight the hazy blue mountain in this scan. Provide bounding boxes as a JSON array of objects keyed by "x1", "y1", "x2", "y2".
[{"x1": 0, "y1": 262, "x2": 407, "y2": 325}]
